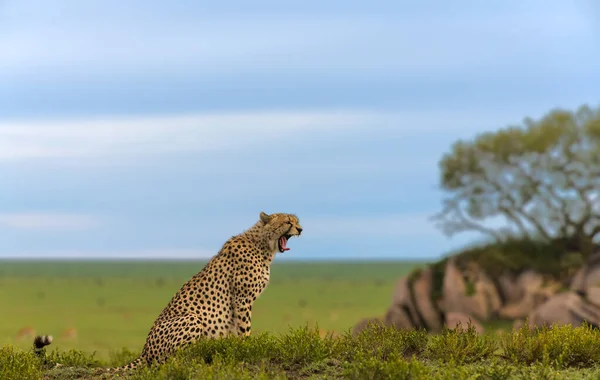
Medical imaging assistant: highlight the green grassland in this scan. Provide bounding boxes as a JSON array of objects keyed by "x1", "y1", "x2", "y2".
[
  {"x1": 0, "y1": 260, "x2": 424, "y2": 359},
  {"x1": 3, "y1": 260, "x2": 600, "y2": 379}
]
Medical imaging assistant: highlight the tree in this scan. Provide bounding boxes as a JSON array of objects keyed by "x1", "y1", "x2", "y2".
[{"x1": 433, "y1": 104, "x2": 600, "y2": 259}]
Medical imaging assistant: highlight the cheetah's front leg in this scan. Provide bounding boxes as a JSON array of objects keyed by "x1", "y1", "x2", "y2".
[
  {"x1": 232, "y1": 298, "x2": 253, "y2": 337},
  {"x1": 231, "y1": 261, "x2": 266, "y2": 337}
]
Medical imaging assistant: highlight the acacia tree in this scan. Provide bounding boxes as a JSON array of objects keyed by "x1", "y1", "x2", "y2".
[{"x1": 433, "y1": 104, "x2": 600, "y2": 258}]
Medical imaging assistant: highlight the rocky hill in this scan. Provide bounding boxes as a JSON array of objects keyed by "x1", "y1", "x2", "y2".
[{"x1": 353, "y1": 239, "x2": 600, "y2": 335}]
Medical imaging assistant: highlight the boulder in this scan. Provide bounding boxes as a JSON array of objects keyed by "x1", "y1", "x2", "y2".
[
  {"x1": 444, "y1": 311, "x2": 485, "y2": 334},
  {"x1": 412, "y1": 267, "x2": 443, "y2": 331},
  {"x1": 384, "y1": 305, "x2": 414, "y2": 330},
  {"x1": 525, "y1": 292, "x2": 600, "y2": 328},
  {"x1": 391, "y1": 276, "x2": 424, "y2": 329},
  {"x1": 584, "y1": 265, "x2": 600, "y2": 289},
  {"x1": 498, "y1": 293, "x2": 538, "y2": 320},
  {"x1": 570, "y1": 267, "x2": 586, "y2": 292},
  {"x1": 440, "y1": 258, "x2": 491, "y2": 321},
  {"x1": 497, "y1": 270, "x2": 551, "y2": 320},
  {"x1": 517, "y1": 270, "x2": 544, "y2": 293},
  {"x1": 571, "y1": 253, "x2": 600, "y2": 292},
  {"x1": 497, "y1": 272, "x2": 524, "y2": 304},
  {"x1": 582, "y1": 286, "x2": 600, "y2": 307},
  {"x1": 474, "y1": 270, "x2": 502, "y2": 317}
]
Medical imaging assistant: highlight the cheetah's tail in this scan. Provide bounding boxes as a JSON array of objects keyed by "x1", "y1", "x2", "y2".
[
  {"x1": 33, "y1": 335, "x2": 53, "y2": 359},
  {"x1": 106, "y1": 356, "x2": 146, "y2": 372},
  {"x1": 33, "y1": 334, "x2": 145, "y2": 373}
]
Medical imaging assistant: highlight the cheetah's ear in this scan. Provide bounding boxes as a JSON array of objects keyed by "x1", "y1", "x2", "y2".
[{"x1": 260, "y1": 212, "x2": 272, "y2": 224}]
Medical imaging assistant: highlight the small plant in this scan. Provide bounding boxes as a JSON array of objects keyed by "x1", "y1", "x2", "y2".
[
  {"x1": 464, "y1": 278, "x2": 476, "y2": 296},
  {"x1": 501, "y1": 322, "x2": 600, "y2": 368},
  {"x1": 338, "y1": 323, "x2": 428, "y2": 362},
  {"x1": 426, "y1": 322, "x2": 496, "y2": 364},
  {"x1": 181, "y1": 332, "x2": 278, "y2": 365},
  {"x1": 275, "y1": 324, "x2": 338, "y2": 368},
  {"x1": 0, "y1": 345, "x2": 43, "y2": 380},
  {"x1": 132, "y1": 354, "x2": 286, "y2": 380},
  {"x1": 342, "y1": 356, "x2": 429, "y2": 380}
]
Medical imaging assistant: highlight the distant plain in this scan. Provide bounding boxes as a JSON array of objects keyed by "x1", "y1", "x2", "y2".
[{"x1": 0, "y1": 260, "x2": 424, "y2": 359}]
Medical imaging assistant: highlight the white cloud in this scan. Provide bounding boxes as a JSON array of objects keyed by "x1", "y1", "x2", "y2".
[
  {"x1": 0, "y1": 108, "x2": 524, "y2": 162},
  {"x1": 0, "y1": 17, "x2": 357, "y2": 73},
  {"x1": 0, "y1": 213, "x2": 100, "y2": 230},
  {"x1": 0, "y1": 110, "x2": 382, "y2": 160},
  {"x1": 1, "y1": 249, "x2": 215, "y2": 260}
]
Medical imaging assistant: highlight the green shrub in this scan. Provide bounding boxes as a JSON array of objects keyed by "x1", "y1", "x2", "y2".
[
  {"x1": 275, "y1": 324, "x2": 338, "y2": 368},
  {"x1": 338, "y1": 323, "x2": 428, "y2": 362},
  {"x1": 179, "y1": 332, "x2": 278, "y2": 365},
  {"x1": 0, "y1": 345, "x2": 43, "y2": 380},
  {"x1": 132, "y1": 355, "x2": 286, "y2": 380},
  {"x1": 342, "y1": 357, "x2": 429, "y2": 380},
  {"x1": 426, "y1": 323, "x2": 497, "y2": 364},
  {"x1": 501, "y1": 322, "x2": 600, "y2": 368}
]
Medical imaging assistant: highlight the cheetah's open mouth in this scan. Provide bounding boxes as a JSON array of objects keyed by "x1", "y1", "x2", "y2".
[{"x1": 278, "y1": 234, "x2": 293, "y2": 253}]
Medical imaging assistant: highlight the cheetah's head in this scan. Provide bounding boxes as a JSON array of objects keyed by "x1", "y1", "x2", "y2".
[{"x1": 259, "y1": 212, "x2": 302, "y2": 253}]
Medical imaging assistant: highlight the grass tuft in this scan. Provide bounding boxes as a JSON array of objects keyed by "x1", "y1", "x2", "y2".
[
  {"x1": 0, "y1": 345, "x2": 43, "y2": 380},
  {"x1": 426, "y1": 322, "x2": 496, "y2": 364},
  {"x1": 501, "y1": 322, "x2": 600, "y2": 369}
]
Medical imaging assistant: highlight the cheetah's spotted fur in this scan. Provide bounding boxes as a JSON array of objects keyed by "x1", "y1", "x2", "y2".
[{"x1": 34, "y1": 212, "x2": 303, "y2": 372}]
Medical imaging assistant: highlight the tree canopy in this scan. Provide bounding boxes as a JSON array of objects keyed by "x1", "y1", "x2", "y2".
[{"x1": 433, "y1": 104, "x2": 600, "y2": 257}]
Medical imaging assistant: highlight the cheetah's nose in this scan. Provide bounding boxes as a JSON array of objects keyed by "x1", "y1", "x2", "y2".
[{"x1": 297, "y1": 227, "x2": 303, "y2": 234}]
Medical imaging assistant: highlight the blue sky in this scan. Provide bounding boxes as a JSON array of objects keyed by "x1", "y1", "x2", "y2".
[{"x1": 1, "y1": 0, "x2": 599, "y2": 260}]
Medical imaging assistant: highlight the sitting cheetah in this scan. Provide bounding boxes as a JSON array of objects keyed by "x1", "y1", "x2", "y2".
[{"x1": 34, "y1": 212, "x2": 302, "y2": 371}]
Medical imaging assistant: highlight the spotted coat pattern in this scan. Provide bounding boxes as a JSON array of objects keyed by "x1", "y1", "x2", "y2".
[{"x1": 34, "y1": 212, "x2": 303, "y2": 372}]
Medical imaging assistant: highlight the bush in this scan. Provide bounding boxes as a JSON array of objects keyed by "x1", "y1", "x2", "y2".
[
  {"x1": 426, "y1": 323, "x2": 497, "y2": 364},
  {"x1": 342, "y1": 357, "x2": 429, "y2": 380},
  {"x1": 501, "y1": 322, "x2": 600, "y2": 368},
  {"x1": 177, "y1": 332, "x2": 279, "y2": 366},
  {"x1": 132, "y1": 355, "x2": 286, "y2": 380},
  {"x1": 337, "y1": 323, "x2": 428, "y2": 362},
  {"x1": 275, "y1": 325, "x2": 338, "y2": 368},
  {"x1": 0, "y1": 345, "x2": 43, "y2": 380}
]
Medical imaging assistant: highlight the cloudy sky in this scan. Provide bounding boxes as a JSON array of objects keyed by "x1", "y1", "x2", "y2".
[{"x1": 1, "y1": 0, "x2": 599, "y2": 260}]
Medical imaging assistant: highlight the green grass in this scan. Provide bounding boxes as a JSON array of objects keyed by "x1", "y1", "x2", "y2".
[
  {"x1": 0, "y1": 260, "x2": 424, "y2": 359},
  {"x1": 3, "y1": 260, "x2": 600, "y2": 379},
  {"x1": 4, "y1": 323, "x2": 600, "y2": 379}
]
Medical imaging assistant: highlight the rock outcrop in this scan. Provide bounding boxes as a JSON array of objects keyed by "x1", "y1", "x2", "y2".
[
  {"x1": 571, "y1": 253, "x2": 600, "y2": 292},
  {"x1": 391, "y1": 276, "x2": 425, "y2": 329},
  {"x1": 497, "y1": 270, "x2": 558, "y2": 320},
  {"x1": 438, "y1": 259, "x2": 500, "y2": 321},
  {"x1": 523, "y1": 292, "x2": 600, "y2": 328},
  {"x1": 352, "y1": 248, "x2": 600, "y2": 335},
  {"x1": 412, "y1": 267, "x2": 444, "y2": 331}
]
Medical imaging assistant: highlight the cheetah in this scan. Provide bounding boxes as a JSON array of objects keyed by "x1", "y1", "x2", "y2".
[{"x1": 34, "y1": 212, "x2": 303, "y2": 371}]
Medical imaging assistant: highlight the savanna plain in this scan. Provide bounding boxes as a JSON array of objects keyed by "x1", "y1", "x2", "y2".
[{"x1": 3, "y1": 260, "x2": 600, "y2": 379}]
